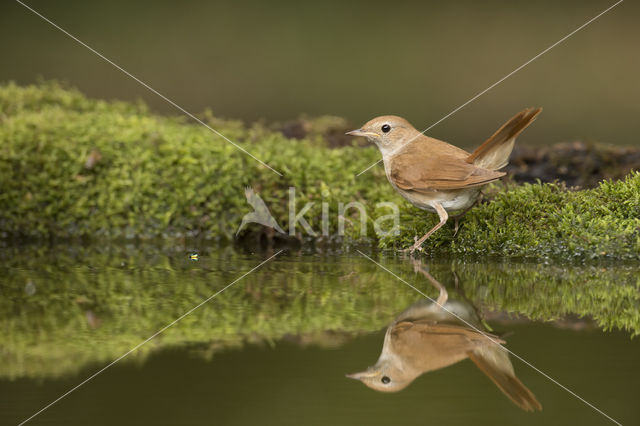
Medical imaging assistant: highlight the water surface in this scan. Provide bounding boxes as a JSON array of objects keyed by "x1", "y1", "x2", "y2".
[{"x1": 1, "y1": 244, "x2": 638, "y2": 425}]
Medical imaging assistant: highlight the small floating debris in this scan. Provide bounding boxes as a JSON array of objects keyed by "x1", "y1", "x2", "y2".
[
  {"x1": 24, "y1": 280, "x2": 36, "y2": 296},
  {"x1": 85, "y1": 310, "x2": 101, "y2": 329},
  {"x1": 189, "y1": 253, "x2": 199, "y2": 261}
]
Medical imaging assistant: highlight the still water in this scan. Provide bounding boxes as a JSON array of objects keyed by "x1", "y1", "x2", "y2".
[{"x1": 1, "y1": 243, "x2": 639, "y2": 425}]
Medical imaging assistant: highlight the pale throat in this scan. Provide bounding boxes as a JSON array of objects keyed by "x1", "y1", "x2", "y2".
[{"x1": 374, "y1": 137, "x2": 412, "y2": 158}]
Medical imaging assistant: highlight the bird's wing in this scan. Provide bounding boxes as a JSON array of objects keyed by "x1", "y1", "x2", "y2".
[
  {"x1": 389, "y1": 322, "x2": 504, "y2": 373},
  {"x1": 389, "y1": 141, "x2": 505, "y2": 192},
  {"x1": 408, "y1": 321, "x2": 504, "y2": 344}
]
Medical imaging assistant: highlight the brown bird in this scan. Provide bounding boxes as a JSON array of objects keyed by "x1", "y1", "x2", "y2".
[
  {"x1": 346, "y1": 292, "x2": 542, "y2": 412},
  {"x1": 347, "y1": 108, "x2": 542, "y2": 252}
]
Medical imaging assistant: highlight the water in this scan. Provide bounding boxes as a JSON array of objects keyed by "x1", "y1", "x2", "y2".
[{"x1": 1, "y1": 243, "x2": 639, "y2": 425}]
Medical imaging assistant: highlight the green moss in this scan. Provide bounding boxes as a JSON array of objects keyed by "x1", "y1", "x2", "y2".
[
  {"x1": 380, "y1": 176, "x2": 640, "y2": 260},
  {"x1": 0, "y1": 81, "x2": 390, "y2": 242},
  {"x1": 1, "y1": 82, "x2": 639, "y2": 261},
  {"x1": 1, "y1": 244, "x2": 638, "y2": 379}
]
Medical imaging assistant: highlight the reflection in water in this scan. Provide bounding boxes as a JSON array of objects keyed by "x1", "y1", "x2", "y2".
[
  {"x1": 2, "y1": 243, "x2": 638, "y2": 381},
  {"x1": 347, "y1": 267, "x2": 542, "y2": 412},
  {"x1": 4, "y1": 246, "x2": 640, "y2": 425}
]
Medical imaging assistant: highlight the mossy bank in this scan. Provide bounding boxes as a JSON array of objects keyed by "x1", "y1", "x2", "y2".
[{"x1": 1, "y1": 82, "x2": 639, "y2": 260}]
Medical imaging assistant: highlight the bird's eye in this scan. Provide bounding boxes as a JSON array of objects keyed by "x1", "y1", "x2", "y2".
[
  {"x1": 381, "y1": 124, "x2": 391, "y2": 133},
  {"x1": 381, "y1": 376, "x2": 391, "y2": 384}
]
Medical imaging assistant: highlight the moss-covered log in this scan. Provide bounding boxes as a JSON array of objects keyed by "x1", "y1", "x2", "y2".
[
  {"x1": 384, "y1": 175, "x2": 640, "y2": 260},
  {"x1": 1, "y1": 82, "x2": 639, "y2": 260}
]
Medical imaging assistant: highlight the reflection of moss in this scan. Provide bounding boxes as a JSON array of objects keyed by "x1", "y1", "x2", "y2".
[
  {"x1": 0, "y1": 245, "x2": 419, "y2": 379},
  {"x1": 1, "y1": 245, "x2": 638, "y2": 379},
  {"x1": 443, "y1": 262, "x2": 640, "y2": 335},
  {"x1": 1, "y1": 82, "x2": 639, "y2": 260}
]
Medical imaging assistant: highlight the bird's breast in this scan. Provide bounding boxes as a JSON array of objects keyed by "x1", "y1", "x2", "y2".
[{"x1": 392, "y1": 185, "x2": 479, "y2": 213}]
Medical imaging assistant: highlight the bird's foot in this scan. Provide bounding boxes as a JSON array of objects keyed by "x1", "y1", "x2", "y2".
[
  {"x1": 453, "y1": 217, "x2": 460, "y2": 237},
  {"x1": 399, "y1": 236, "x2": 424, "y2": 254},
  {"x1": 399, "y1": 247, "x2": 419, "y2": 255}
]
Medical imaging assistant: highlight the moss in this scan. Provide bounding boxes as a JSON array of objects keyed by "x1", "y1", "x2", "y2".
[
  {"x1": 380, "y1": 175, "x2": 640, "y2": 261},
  {"x1": 1, "y1": 82, "x2": 639, "y2": 261},
  {"x1": 1, "y1": 244, "x2": 638, "y2": 379},
  {"x1": 0, "y1": 81, "x2": 390, "y2": 242}
]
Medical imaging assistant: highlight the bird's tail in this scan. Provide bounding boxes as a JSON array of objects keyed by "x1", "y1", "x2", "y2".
[
  {"x1": 468, "y1": 345, "x2": 542, "y2": 412},
  {"x1": 466, "y1": 108, "x2": 542, "y2": 170}
]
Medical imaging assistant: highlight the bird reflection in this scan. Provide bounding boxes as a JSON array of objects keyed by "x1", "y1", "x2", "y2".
[{"x1": 346, "y1": 266, "x2": 541, "y2": 412}]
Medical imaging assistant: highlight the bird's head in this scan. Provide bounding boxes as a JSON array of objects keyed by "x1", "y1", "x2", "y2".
[
  {"x1": 346, "y1": 115, "x2": 420, "y2": 154},
  {"x1": 345, "y1": 360, "x2": 413, "y2": 393}
]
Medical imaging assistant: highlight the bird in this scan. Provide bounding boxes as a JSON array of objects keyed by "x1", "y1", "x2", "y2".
[
  {"x1": 345, "y1": 281, "x2": 542, "y2": 412},
  {"x1": 347, "y1": 108, "x2": 542, "y2": 252},
  {"x1": 236, "y1": 187, "x2": 285, "y2": 235}
]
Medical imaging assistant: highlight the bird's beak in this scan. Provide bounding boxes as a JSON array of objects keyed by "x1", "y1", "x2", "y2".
[
  {"x1": 345, "y1": 129, "x2": 378, "y2": 138},
  {"x1": 345, "y1": 368, "x2": 379, "y2": 380}
]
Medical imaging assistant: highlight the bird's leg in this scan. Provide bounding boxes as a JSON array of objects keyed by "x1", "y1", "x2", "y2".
[
  {"x1": 406, "y1": 202, "x2": 448, "y2": 253},
  {"x1": 450, "y1": 194, "x2": 483, "y2": 236},
  {"x1": 430, "y1": 272, "x2": 449, "y2": 307},
  {"x1": 410, "y1": 258, "x2": 448, "y2": 306},
  {"x1": 452, "y1": 216, "x2": 463, "y2": 237}
]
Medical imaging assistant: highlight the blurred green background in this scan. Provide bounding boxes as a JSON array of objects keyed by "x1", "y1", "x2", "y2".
[{"x1": 2, "y1": 0, "x2": 638, "y2": 148}]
